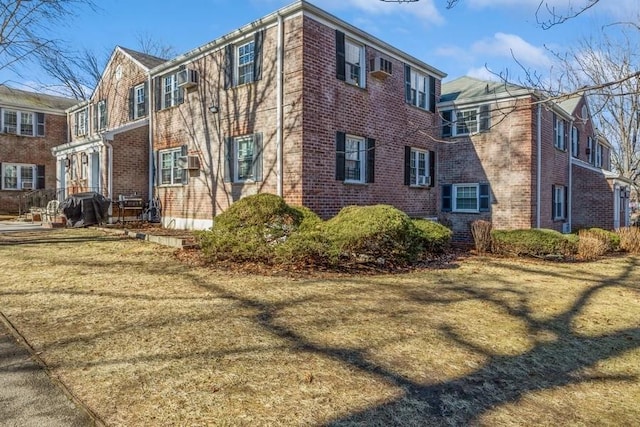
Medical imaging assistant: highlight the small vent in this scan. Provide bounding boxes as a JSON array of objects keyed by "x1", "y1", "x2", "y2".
[
  {"x1": 369, "y1": 56, "x2": 392, "y2": 79},
  {"x1": 21, "y1": 180, "x2": 33, "y2": 190},
  {"x1": 4, "y1": 126, "x2": 17, "y2": 134}
]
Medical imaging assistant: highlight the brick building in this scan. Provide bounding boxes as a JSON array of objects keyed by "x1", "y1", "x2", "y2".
[
  {"x1": 51, "y1": 46, "x2": 165, "y2": 214},
  {"x1": 149, "y1": 0, "x2": 445, "y2": 229},
  {"x1": 438, "y1": 76, "x2": 630, "y2": 240},
  {"x1": 0, "y1": 85, "x2": 75, "y2": 213}
]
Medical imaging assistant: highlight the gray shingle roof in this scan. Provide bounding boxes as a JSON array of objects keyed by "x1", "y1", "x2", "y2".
[
  {"x1": 119, "y1": 47, "x2": 167, "y2": 70},
  {"x1": 440, "y1": 76, "x2": 530, "y2": 103},
  {"x1": 0, "y1": 85, "x2": 76, "y2": 111}
]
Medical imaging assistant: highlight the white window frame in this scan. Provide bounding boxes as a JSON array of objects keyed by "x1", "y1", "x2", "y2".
[
  {"x1": 134, "y1": 83, "x2": 146, "y2": 118},
  {"x1": 1, "y1": 109, "x2": 40, "y2": 137},
  {"x1": 553, "y1": 185, "x2": 566, "y2": 220},
  {"x1": 159, "y1": 148, "x2": 183, "y2": 186},
  {"x1": 75, "y1": 108, "x2": 88, "y2": 136},
  {"x1": 233, "y1": 135, "x2": 258, "y2": 182},
  {"x1": 587, "y1": 136, "x2": 594, "y2": 164},
  {"x1": 408, "y1": 69, "x2": 428, "y2": 110},
  {"x1": 571, "y1": 126, "x2": 579, "y2": 157},
  {"x1": 344, "y1": 135, "x2": 366, "y2": 183},
  {"x1": 236, "y1": 39, "x2": 255, "y2": 86},
  {"x1": 452, "y1": 183, "x2": 480, "y2": 213},
  {"x1": 409, "y1": 148, "x2": 430, "y2": 186},
  {"x1": 96, "y1": 100, "x2": 107, "y2": 131},
  {"x1": 1, "y1": 163, "x2": 35, "y2": 190},
  {"x1": 162, "y1": 74, "x2": 180, "y2": 109},
  {"x1": 595, "y1": 143, "x2": 603, "y2": 168},
  {"x1": 344, "y1": 38, "x2": 365, "y2": 87},
  {"x1": 554, "y1": 116, "x2": 566, "y2": 150}
]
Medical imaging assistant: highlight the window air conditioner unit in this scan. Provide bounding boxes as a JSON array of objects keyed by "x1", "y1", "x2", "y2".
[
  {"x1": 21, "y1": 181, "x2": 33, "y2": 190},
  {"x1": 180, "y1": 155, "x2": 200, "y2": 170},
  {"x1": 4, "y1": 126, "x2": 17, "y2": 134},
  {"x1": 561, "y1": 222, "x2": 571, "y2": 234},
  {"x1": 177, "y1": 69, "x2": 198, "y2": 88},
  {"x1": 369, "y1": 56, "x2": 393, "y2": 79},
  {"x1": 418, "y1": 175, "x2": 431, "y2": 186}
]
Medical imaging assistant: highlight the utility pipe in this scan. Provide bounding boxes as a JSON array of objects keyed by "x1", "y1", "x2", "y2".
[
  {"x1": 276, "y1": 13, "x2": 284, "y2": 197},
  {"x1": 536, "y1": 104, "x2": 541, "y2": 228}
]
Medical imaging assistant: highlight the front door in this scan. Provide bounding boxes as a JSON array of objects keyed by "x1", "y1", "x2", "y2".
[{"x1": 90, "y1": 152, "x2": 100, "y2": 194}]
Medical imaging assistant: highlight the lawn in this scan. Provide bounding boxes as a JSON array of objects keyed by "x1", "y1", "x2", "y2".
[{"x1": 0, "y1": 228, "x2": 639, "y2": 426}]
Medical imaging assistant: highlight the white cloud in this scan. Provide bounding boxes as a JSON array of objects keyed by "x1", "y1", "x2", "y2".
[
  {"x1": 471, "y1": 33, "x2": 552, "y2": 67},
  {"x1": 466, "y1": 66, "x2": 500, "y2": 81},
  {"x1": 311, "y1": 0, "x2": 444, "y2": 25}
]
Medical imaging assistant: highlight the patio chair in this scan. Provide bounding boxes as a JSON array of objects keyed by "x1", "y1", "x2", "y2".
[{"x1": 42, "y1": 200, "x2": 60, "y2": 223}]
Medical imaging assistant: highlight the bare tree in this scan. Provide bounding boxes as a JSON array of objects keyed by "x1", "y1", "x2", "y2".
[
  {"x1": 0, "y1": 0, "x2": 95, "y2": 74},
  {"x1": 135, "y1": 32, "x2": 176, "y2": 60},
  {"x1": 556, "y1": 31, "x2": 640, "y2": 186}
]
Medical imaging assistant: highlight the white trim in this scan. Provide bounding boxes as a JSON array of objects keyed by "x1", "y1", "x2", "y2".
[
  {"x1": 452, "y1": 183, "x2": 480, "y2": 213},
  {"x1": 161, "y1": 216, "x2": 213, "y2": 231}
]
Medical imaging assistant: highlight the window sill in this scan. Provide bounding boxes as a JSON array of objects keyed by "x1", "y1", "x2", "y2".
[
  {"x1": 405, "y1": 103, "x2": 431, "y2": 113},
  {"x1": 409, "y1": 185, "x2": 431, "y2": 189},
  {"x1": 341, "y1": 80, "x2": 367, "y2": 91},
  {"x1": 343, "y1": 180, "x2": 367, "y2": 186},
  {"x1": 158, "y1": 184, "x2": 184, "y2": 188}
]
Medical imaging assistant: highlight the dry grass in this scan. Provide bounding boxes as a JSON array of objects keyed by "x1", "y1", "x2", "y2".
[{"x1": 0, "y1": 229, "x2": 639, "y2": 426}]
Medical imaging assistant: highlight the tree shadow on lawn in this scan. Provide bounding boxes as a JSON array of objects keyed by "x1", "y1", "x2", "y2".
[{"x1": 193, "y1": 256, "x2": 640, "y2": 425}]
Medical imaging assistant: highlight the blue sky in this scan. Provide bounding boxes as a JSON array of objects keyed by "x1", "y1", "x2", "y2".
[{"x1": 5, "y1": 0, "x2": 640, "y2": 93}]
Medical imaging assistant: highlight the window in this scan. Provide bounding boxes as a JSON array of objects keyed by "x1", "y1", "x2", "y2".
[
  {"x1": 1, "y1": 109, "x2": 44, "y2": 136},
  {"x1": 442, "y1": 183, "x2": 490, "y2": 213},
  {"x1": 2, "y1": 163, "x2": 35, "y2": 190},
  {"x1": 135, "y1": 85, "x2": 146, "y2": 117},
  {"x1": 587, "y1": 136, "x2": 594, "y2": 164},
  {"x1": 595, "y1": 143, "x2": 603, "y2": 168},
  {"x1": 162, "y1": 74, "x2": 182, "y2": 109},
  {"x1": 405, "y1": 147, "x2": 434, "y2": 187},
  {"x1": 571, "y1": 126, "x2": 580, "y2": 157},
  {"x1": 95, "y1": 100, "x2": 107, "y2": 131},
  {"x1": 70, "y1": 154, "x2": 78, "y2": 180},
  {"x1": 224, "y1": 31, "x2": 264, "y2": 89},
  {"x1": 335, "y1": 30, "x2": 365, "y2": 87},
  {"x1": 224, "y1": 133, "x2": 263, "y2": 183},
  {"x1": 407, "y1": 69, "x2": 427, "y2": 109},
  {"x1": 552, "y1": 185, "x2": 566, "y2": 220},
  {"x1": 80, "y1": 153, "x2": 88, "y2": 180},
  {"x1": 159, "y1": 148, "x2": 184, "y2": 185},
  {"x1": 335, "y1": 131, "x2": 375, "y2": 184},
  {"x1": 441, "y1": 105, "x2": 490, "y2": 137},
  {"x1": 553, "y1": 114, "x2": 566, "y2": 150},
  {"x1": 237, "y1": 40, "x2": 255, "y2": 85},
  {"x1": 74, "y1": 108, "x2": 88, "y2": 136}
]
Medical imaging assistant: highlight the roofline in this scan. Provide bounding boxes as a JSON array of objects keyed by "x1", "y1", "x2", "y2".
[
  {"x1": 151, "y1": 0, "x2": 446, "y2": 79},
  {"x1": 0, "y1": 100, "x2": 70, "y2": 116},
  {"x1": 86, "y1": 46, "x2": 153, "y2": 102}
]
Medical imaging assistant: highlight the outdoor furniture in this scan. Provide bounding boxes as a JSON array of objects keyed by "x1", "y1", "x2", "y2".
[{"x1": 42, "y1": 200, "x2": 60, "y2": 223}]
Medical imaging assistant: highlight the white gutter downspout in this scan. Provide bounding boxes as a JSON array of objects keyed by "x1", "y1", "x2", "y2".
[
  {"x1": 276, "y1": 13, "x2": 284, "y2": 197},
  {"x1": 536, "y1": 104, "x2": 541, "y2": 228},
  {"x1": 104, "y1": 138, "x2": 114, "y2": 219},
  {"x1": 147, "y1": 73, "x2": 154, "y2": 201},
  {"x1": 567, "y1": 119, "x2": 574, "y2": 232}
]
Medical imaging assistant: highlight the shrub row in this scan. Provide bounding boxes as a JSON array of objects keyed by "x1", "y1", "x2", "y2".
[
  {"x1": 198, "y1": 194, "x2": 453, "y2": 268},
  {"x1": 471, "y1": 219, "x2": 627, "y2": 260}
]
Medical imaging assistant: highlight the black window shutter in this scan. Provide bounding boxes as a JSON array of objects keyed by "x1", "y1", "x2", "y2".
[
  {"x1": 177, "y1": 87, "x2": 184, "y2": 105},
  {"x1": 366, "y1": 138, "x2": 375, "y2": 183},
  {"x1": 36, "y1": 112, "x2": 45, "y2": 136},
  {"x1": 153, "y1": 150, "x2": 158, "y2": 186},
  {"x1": 224, "y1": 137, "x2": 234, "y2": 182},
  {"x1": 563, "y1": 120, "x2": 568, "y2": 150},
  {"x1": 92, "y1": 104, "x2": 97, "y2": 132},
  {"x1": 479, "y1": 104, "x2": 490, "y2": 131},
  {"x1": 479, "y1": 183, "x2": 490, "y2": 211},
  {"x1": 335, "y1": 30, "x2": 346, "y2": 81},
  {"x1": 429, "y1": 76, "x2": 436, "y2": 113},
  {"x1": 253, "y1": 133, "x2": 263, "y2": 181},
  {"x1": 552, "y1": 186, "x2": 556, "y2": 219},
  {"x1": 154, "y1": 77, "x2": 162, "y2": 111},
  {"x1": 442, "y1": 110, "x2": 452, "y2": 137},
  {"x1": 180, "y1": 145, "x2": 189, "y2": 185},
  {"x1": 564, "y1": 185, "x2": 568, "y2": 219},
  {"x1": 552, "y1": 112, "x2": 557, "y2": 143},
  {"x1": 36, "y1": 165, "x2": 45, "y2": 189},
  {"x1": 224, "y1": 44, "x2": 234, "y2": 89},
  {"x1": 441, "y1": 184, "x2": 452, "y2": 212},
  {"x1": 128, "y1": 87, "x2": 135, "y2": 120},
  {"x1": 429, "y1": 150, "x2": 436, "y2": 187},
  {"x1": 404, "y1": 64, "x2": 412, "y2": 104},
  {"x1": 404, "y1": 146, "x2": 411, "y2": 186},
  {"x1": 335, "y1": 131, "x2": 346, "y2": 181},
  {"x1": 254, "y1": 30, "x2": 264, "y2": 82}
]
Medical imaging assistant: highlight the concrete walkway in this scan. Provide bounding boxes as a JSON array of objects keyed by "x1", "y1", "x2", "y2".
[{"x1": 0, "y1": 221, "x2": 46, "y2": 232}]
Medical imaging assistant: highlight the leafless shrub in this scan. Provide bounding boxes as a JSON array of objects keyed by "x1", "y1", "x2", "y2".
[{"x1": 471, "y1": 220, "x2": 492, "y2": 253}]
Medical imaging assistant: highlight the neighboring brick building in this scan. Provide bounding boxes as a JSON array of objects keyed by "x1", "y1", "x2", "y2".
[
  {"x1": 438, "y1": 76, "x2": 630, "y2": 240},
  {"x1": 0, "y1": 85, "x2": 75, "y2": 213},
  {"x1": 150, "y1": 1, "x2": 445, "y2": 229},
  {"x1": 52, "y1": 46, "x2": 165, "y2": 215}
]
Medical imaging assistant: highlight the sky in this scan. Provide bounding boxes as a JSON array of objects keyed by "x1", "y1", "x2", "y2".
[{"x1": 4, "y1": 0, "x2": 640, "y2": 95}]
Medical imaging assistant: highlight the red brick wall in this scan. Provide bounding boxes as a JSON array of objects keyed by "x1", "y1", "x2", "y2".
[
  {"x1": 0, "y1": 112, "x2": 67, "y2": 213},
  {"x1": 571, "y1": 164, "x2": 615, "y2": 230},
  {"x1": 110, "y1": 125, "x2": 149, "y2": 200},
  {"x1": 300, "y1": 16, "x2": 440, "y2": 219}
]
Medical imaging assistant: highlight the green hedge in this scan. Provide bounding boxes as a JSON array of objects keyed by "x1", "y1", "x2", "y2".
[{"x1": 491, "y1": 229, "x2": 578, "y2": 259}]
